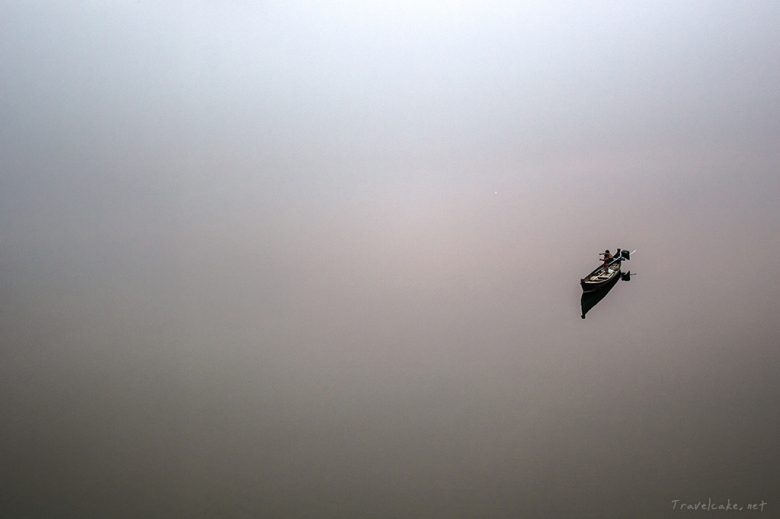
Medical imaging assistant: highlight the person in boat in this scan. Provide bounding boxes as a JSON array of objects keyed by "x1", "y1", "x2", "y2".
[{"x1": 600, "y1": 249, "x2": 613, "y2": 267}]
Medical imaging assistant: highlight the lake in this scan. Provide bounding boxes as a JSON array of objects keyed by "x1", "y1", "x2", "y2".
[{"x1": 2, "y1": 2, "x2": 779, "y2": 517}]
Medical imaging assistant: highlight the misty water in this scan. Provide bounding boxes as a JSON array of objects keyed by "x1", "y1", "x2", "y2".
[{"x1": 3, "y1": 3, "x2": 779, "y2": 518}]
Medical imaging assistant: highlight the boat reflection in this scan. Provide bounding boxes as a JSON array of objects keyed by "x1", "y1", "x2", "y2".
[{"x1": 580, "y1": 271, "x2": 632, "y2": 318}]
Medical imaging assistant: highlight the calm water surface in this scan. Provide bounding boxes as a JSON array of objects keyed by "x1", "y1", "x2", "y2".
[{"x1": 2, "y1": 2, "x2": 779, "y2": 518}]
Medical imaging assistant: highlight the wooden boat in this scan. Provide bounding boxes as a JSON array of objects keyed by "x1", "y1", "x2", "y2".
[
  {"x1": 580, "y1": 261, "x2": 622, "y2": 293},
  {"x1": 581, "y1": 274, "x2": 619, "y2": 317},
  {"x1": 580, "y1": 249, "x2": 633, "y2": 293}
]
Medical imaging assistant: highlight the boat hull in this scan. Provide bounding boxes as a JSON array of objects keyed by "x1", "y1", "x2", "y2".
[
  {"x1": 580, "y1": 261, "x2": 622, "y2": 293},
  {"x1": 581, "y1": 274, "x2": 619, "y2": 317}
]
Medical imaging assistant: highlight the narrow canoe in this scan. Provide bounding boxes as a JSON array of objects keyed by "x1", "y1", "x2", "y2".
[{"x1": 580, "y1": 261, "x2": 622, "y2": 293}]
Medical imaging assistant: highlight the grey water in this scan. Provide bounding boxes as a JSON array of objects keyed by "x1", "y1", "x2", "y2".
[{"x1": 2, "y1": 2, "x2": 779, "y2": 518}]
